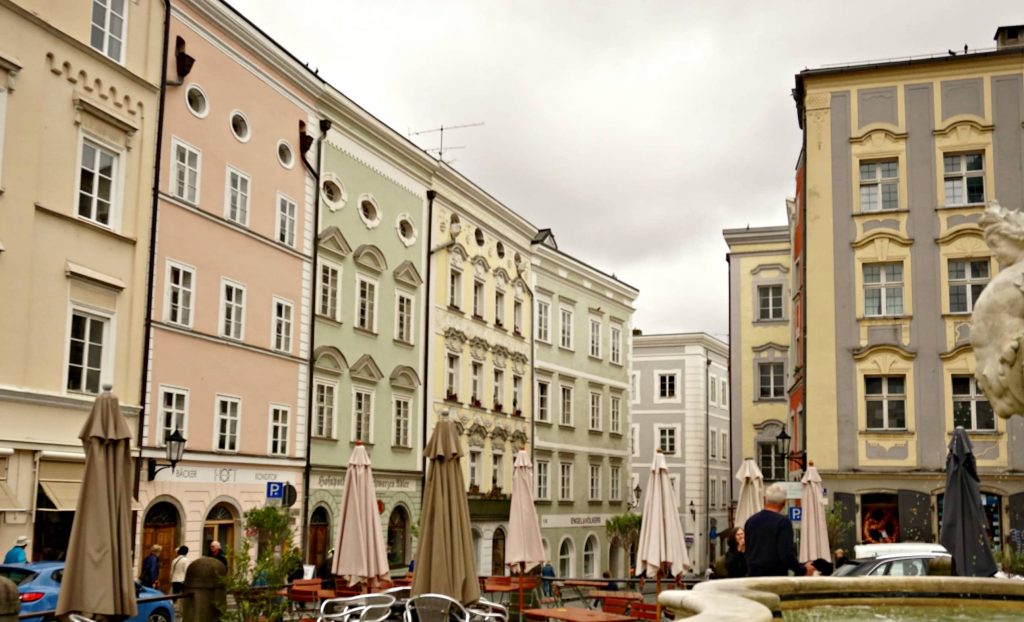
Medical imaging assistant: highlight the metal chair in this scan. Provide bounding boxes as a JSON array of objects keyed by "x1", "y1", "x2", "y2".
[
  {"x1": 468, "y1": 597, "x2": 509, "y2": 622},
  {"x1": 404, "y1": 593, "x2": 471, "y2": 622},
  {"x1": 319, "y1": 593, "x2": 396, "y2": 622}
]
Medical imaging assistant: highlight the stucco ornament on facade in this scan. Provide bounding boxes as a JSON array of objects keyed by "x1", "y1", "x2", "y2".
[
  {"x1": 444, "y1": 327, "x2": 468, "y2": 353},
  {"x1": 972, "y1": 202, "x2": 1024, "y2": 420}
]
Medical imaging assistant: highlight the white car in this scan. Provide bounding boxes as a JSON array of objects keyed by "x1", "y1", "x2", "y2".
[{"x1": 834, "y1": 543, "x2": 951, "y2": 577}]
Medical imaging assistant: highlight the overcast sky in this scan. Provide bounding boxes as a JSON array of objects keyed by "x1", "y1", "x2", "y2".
[{"x1": 234, "y1": 1, "x2": 1022, "y2": 340}]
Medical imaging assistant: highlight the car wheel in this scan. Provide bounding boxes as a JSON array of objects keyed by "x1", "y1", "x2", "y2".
[{"x1": 147, "y1": 608, "x2": 172, "y2": 622}]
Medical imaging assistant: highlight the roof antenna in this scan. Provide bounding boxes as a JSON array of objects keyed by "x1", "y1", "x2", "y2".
[{"x1": 410, "y1": 122, "x2": 484, "y2": 163}]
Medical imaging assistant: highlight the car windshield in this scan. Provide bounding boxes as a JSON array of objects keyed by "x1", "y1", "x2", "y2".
[
  {"x1": 0, "y1": 567, "x2": 38, "y2": 586},
  {"x1": 833, "y1": 562, "x2": 862, "y2": 577}
]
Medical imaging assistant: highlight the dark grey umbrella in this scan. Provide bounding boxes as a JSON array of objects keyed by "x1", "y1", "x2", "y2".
[{"x1": 939, "y1": 427, "x2": 998, "y2": 577}]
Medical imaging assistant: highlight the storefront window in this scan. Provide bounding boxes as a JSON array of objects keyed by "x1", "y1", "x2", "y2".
[{"x1": 387, "y1": 506, "x2": 409, "y2": 568}]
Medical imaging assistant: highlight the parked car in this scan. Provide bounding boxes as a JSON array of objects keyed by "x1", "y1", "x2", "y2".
[
  {"x1": 834, "y1": 543, "x2": 952, "y2": 577},
  {"x1": 0, "y1": 561, "x2": 174, "y2": 622}
]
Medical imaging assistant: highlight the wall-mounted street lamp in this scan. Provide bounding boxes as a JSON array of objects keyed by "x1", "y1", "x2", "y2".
[
  {"x1": 147, "y1": 430, "x2": 186, "y2": 481},
  {"x1": 689, "y1": 500, "x2": 696, "y2": 521},
  {"x1": 629, "y1": 484, "x2": 642, "y2": 510},
  {"x1": 775, "y1": 429, "x2": 807, "y2": 472}
]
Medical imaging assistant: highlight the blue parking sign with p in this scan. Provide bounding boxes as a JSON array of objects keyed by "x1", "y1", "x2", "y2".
[
  {"x1": 267, "y1": 482, "x2": 284, "y2": 499},
  {"x1": 789, "y1": 506, "x2": 802, "y2": 522}
]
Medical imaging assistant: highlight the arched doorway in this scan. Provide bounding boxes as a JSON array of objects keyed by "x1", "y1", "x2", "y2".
[
  {"x1": 491, "y1": 528, "x2": 506, "y2": 576},
  {"x1": 558, "y1": 538, "x2": 574, "y2": 578},
  {"x1": 203, "y1": 502, "x2": 237, "y2": 570},
  {"x1": 608, "y1": 537, "x2": 622, "y2": 578},
  {"x1": 143, "y1": 501, "x2": 180, "y2": 592},
  {"x1": 308, "y1": 506, "x2": 330, "y2": 566},
  {"x1": 387, "y1": 506, "x2": 410, "y2": 569}
]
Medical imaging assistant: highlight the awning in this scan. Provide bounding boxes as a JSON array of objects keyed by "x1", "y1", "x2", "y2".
[
  {"x1": 37, "y1": 459, "x2": 83, "y2": 512},
  {"x1": 0, "y1": 481, "x2": 23, "y2": 511},
  {"x1": 39, "y1": 481, "x2": 80, "y2": 511}
]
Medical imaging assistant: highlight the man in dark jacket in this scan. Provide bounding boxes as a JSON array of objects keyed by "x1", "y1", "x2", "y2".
[
  {"x1": 743, "y1": 483, "x2": 813, "y2": 577},
  {"x1": 141, "y1": 545, "x2": 162, "y2": 589}
]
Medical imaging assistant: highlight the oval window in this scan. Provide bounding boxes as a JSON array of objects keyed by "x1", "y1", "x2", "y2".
[
  {"x1": 185, "y1": 85, "x2": 208, "y2": 118},
  {"x1": 277, "y1": 140, "x2": 294, "y2": 168},
  {"x1": 475, "y1": 228, "x2": 485, "y2": 246},
  {"x1": 496, "y1": 242, "x2": 505, "y2": 258},
  {"x1": 322, "y1": 178, "x2": 346, "y2": 210},
  {"x1": 230, "y1": 110, "x2": 250, "y2": 142}
]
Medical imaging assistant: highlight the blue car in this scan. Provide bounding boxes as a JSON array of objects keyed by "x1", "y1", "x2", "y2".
[{"x1": 0, "y1": 561, "x2": 174, "y2": 622}]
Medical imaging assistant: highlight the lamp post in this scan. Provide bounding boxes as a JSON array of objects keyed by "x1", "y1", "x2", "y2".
[
  {"x1": 629, "y1": 484, "x2": 642, "y2": 510},
  {"x1": 775, "y1": 429, "x2": 806, "y2": 472},
  {"x1": 147, "y1": 430, "x2": 186, "y2": 481}
]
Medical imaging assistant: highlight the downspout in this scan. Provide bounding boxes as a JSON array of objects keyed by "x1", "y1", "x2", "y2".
[
  {"x1": 135, "y1": 0, "x2": 172, "y2": 500},
  {"x1": 704, "y1": 353, "x2": 712, "y2": 570},
  {"x1": 421, "y1": 190, "x2": 437, "y2": 480},
  {"x1": 529, "y1": 273, "x2": 535, "y2": 463},
  {"x1": 300, "y1": 118, "x2": 331, "y2": 554},
  {"x1": 726, "y1": 254, "x2": 734, "y2": 526}
]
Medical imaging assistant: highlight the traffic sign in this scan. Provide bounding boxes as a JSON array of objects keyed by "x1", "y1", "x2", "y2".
[
  {"x1": 266, "y1": 482, "x2": 284, "y2": 507},
  {"x1": 789, "y1": 506, "x2": 802, "y2": 522}
]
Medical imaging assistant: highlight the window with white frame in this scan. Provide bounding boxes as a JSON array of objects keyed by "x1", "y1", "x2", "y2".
[
  {"x1": 446, "y1": 354, "x2": 460, "y2": 400},
  {"x1": 513, "y1": 299, "x2": 523, "y2": 334},
  {"x1": 492, "y1": 453, "x2": 503, "y2": 488},
  {"x1": 710, "y1": 478, "x2": 717, "y2": 508},
  {"x1": 710, "y1": 377, "x2": 718, "y2": 403},
  {"x1": 317, "y1": 261, "x2": 341, "y2": 321},
  {"x1": 537, "y1": 380, "x2": 550, "y2": 422},
  {"x1": 449, "y1": 267, "x2": 462, "y2": 309},
  {"x1": 77, "y1": 139, "x2": 118, "y2": 227},
  {"x1": 610, "y1": 325, "x2": 622, "y2": 364},
  {"x1": 313, "y1": 381, "x2": 336, "y2": 438},
  {"x1": 272, "y1": 298, "x2": 292, "y2": 353},
  {"x1": 536, "y1": 300, "x2": 551, "y2": 342},
  {"x1": 589, "y1": 464, "x2": 601, "y2": 500},
  {"x1": 559, "y1": 462, "x2": 573, "y2": 500},
  {"x1": 630, "y1": 424, "x2": 639, "y2": 457},
  {"x1": 171, "y1": 139, "x2": 200, "y2": 204},
  {"x1": 276, "y1": 195, "x2": 297, "y2": 247},
  {"x1": 269, "y1": 405, "x2": 289, "y2": 456},
  {"x1": 710, "y1": 430, "x2": 718, "y2": 458},
  {"x1": 944, "y1": 153, "x2": 985, "y2": 206},
  {"x1": 560, "y1": 385, "x2": 574, "y2": 426},
  {"x1": 757, "y1": 284, "x2": 784, "y2": 321},
  {"x1": 536, "y1": 459, "x2": 550, "y2": 499},
  {"x1": 224, "y1": 167, "x2": 250, "y2": 225},
  {"x1": 396, "y1": 293, "x2": 414, "y2": 343},
  {"x1": 722, "y1": 432, "x2": 729, "y2": 462},
  {"x1": 220, "y1": 280, "x2": 245, "y2": 340},
  {"x1": 658, "y1": 373, "x2": 677, "y2": 399},
  {"x1": 158, "y1": 387, "x2": 187, "y2": 446},
  {"x1": 859, "y1": 159, "x2": 899, "y2": 212},
  {"x1": 863, "y1": 262, "x2": 904, "y2": 317},
  {"x1": 513, "y1": 375, "x2": 523, "y2": 412},
  {"x1": 631, "y1": 373, "x2": 639, "y2": 403},
  {"x1": 215, "y1": 396, "x2": 240, "y2": 452},
  {"x1": 90, "y1": 0, "x2": 126, "y2": 62},
  {"x1": 610, "y1": 465, "x2": 621, "y2": 501},
  {"x1": 583, "y1": 536, "x2": 597, "y2": 578},
  {"x1": 589, "y1": 392, "x2": 602, "y2": 430},
  {"x1": 493, "y1": 369, "x2": 505, "y2": 410},
  {"x1": 471, "y1": 362, "x2": 483, "y2": 405},
  {"x1": 67, "y1": 309, "x2": 108, "y2": 394},
  {"x1": 495, "y1": 289, "x2": 506, "y2": 327},
  {"x1": 353, "y1": 389, "x2": 373, "y2": 442},
  {"x1": 865, "y1": 375, "x2": 906, "y2": 430},
  {"x1": 469, "y1": 451, "x2": 481, "y2": 487},
  {"x1": 558, "y1": 539, "x2": 573, "y2": 577},
  {"x1": 165, "y1": 261, "x2": 194, "y2": 327},
  {"x1": 610, "y1": 395, "x2": 621, "y2": 433},
  {"x1": 722, "y1": 379, "x2": 728, "y2": 407},
  {"x1": 393, "y1": 397, "x2": 411, "y2": 447},
  {"x1": 948, "y1": 259, "x2": 989, "y2": 314},
  {"x1": 356, "y1": 276, "x2": 377, "y2": 332},
  {"x1": 758, "y1": 362, "x2": 785, "y2": 399},
  {"x1": 757, "y1": 442, "x2": 785, "y2": 481},
  {"x1": 657, "y1": 426, "x2": 677, "y2": 455},
  {"x1": 559, "y1": 307, "x2": 574, "y2": 349},
  {"x1": 473, "y1": 280, "x2": 485, "y2": 317},
  {"x1": 953, "y1": 375, "x2": 995, "y2": 431},
  {"x1": 589, "y1": 318, "x2": 601, "y2": 358}
]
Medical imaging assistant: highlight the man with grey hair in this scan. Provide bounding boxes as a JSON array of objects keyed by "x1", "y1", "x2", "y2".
[{"x1": 743, "y1": 483, "x2": 813, "y2": 577}]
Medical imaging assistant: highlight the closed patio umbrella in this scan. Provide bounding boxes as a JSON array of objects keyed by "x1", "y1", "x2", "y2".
[
  {"x1": 56, "y1": 387, "x2": 137, "y2": 618},
  {"x1": 506, "y1": 449, "x2": 545, "y2": 621},
  {"x1": 798, "y1": 464, "x2": 830, "y2": 565},
  {"x1": 940, "y1": 427, "x2": 998, "y2": 577},
  {"x1": 735, "y1": 458, "x2": 764, "y2": 529},
  {"x1": 412, "y1": 415, "x2": 480, "y2": 604},
  {"x1": 635, "y1": 450, "x2": 689, "y2": 618},
  {"x1": 332, "y1": 441, "x2": 390, "y2": 588}
]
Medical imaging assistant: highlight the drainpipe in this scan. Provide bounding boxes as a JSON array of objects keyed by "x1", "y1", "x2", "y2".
[
  {"x1": 726, "y1": 254, "x2": 734, "y2": 526},
  {"x1": 705, "y1": 353, "x2": 712, "y2": 571},
  {"x1": 300, "y1": 118, "x2": 331, "y2": 555},
  {"x1": 421, "y1": 190, "x2": 437, "y2": 482}
]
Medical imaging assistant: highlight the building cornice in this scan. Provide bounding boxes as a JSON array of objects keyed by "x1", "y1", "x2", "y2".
[
  {"x1": 0, "y1": 386, "x2": 142, "y2": 415},
  {"x1": 533, "y1": 244, "x2": 639, "y2": 301},
  {"x1": 633, "y1": 332, "x2": 728, "y2": 355},
  {"x1": 722, "y1": 225, "x2": 790, "y2": 248},
  {"x1": 432, "y1": 170, "x2": 539, "y2": 244}
]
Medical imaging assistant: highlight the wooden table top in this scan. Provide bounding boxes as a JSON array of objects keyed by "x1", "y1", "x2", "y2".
[
  {"x1": 559, "y1": 580, "x2": 610, "y2": 588},
  {"x1": 587, "y1": 591, "x2": 643, "y2": 601},
  {"x1": 523, "y1": 608, "x2": 635, "y2": 622}
]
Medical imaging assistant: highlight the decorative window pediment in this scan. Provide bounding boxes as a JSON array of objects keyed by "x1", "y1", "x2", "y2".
[
  {"x1": 493, "y1": 267, "x2": 511, "y2": 285},
  {"x1": 353, "y1": 244, "x2": 387, "y2": 274},
  {"x1": 449, "y1": 243, "x2": 467, "y2": 268},
  {"x1": 313, "y1": 345, "x2": 348, "y2": 376},
  {"x1": 390, "y1": 364, "x2": 421, "y2": 390},
  {"x1": 393, "y1": 260, "x2": 423, "y2": 289},
  {"x1": 350, "y1": 354, "x2": 384, "y2": 383},
  {"x1": 752, "y1": 342, "x2": 788, "y2": 354},
  {"x1": 319, "y1": 226, "x2": 352, "y2": 258},
  {"x1": 754, "y1": 419, "x2": 784, "y2": 444},
  {"x1": 473, "y1": 256, "x2": 490, "y2": 276},
  {"x1": 510, "y1": 429, "x2": 528, "y2": 447}
]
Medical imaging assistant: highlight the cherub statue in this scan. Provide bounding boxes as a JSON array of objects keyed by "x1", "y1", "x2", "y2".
[{"x1": 972, "y1": 202, "x2": 1024, "y2": 419}]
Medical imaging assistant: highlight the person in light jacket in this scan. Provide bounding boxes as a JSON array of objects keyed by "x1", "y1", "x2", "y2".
[{"x1": 170, "y1": 546, "x2": 190, "y2": 594}]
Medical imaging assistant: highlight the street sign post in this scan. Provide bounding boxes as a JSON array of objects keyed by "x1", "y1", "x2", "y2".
[{"x1": 266, "y1": 481, "x2": 284, "y2": 507}]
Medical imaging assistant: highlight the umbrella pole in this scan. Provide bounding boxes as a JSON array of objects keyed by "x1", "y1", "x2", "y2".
[
  {"x1": 518, "y1": 563, "x2": 525, "y2": 622},
  {"x1": 655, "y1": 569, "x2": 662, "y2": 620}
]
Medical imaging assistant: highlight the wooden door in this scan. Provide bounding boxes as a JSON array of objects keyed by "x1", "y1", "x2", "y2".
[
  {"x1": 308, "y1": 523, "x2": 328, "y2": 566},
  {"x1": 142, "y1": 525, "x2": 176, "y2": 592}
]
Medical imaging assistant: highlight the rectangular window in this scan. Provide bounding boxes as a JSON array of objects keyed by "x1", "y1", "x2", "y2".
[
  {"x1": 469, "y1": 451, "x2": 481, "y2": 487},
  {"x1": 317, "y1": 261, "x2": 341, "y2": 321},
  {"x1": 610, "y1": 465, "x2": 621, "y2": 501},
  {"x1": 560, "y1": 307, "x2": 574, "y2": 349},
  {"x1": 276, "y1": 195, "x2": 297, "y2": 247},
  {"x1": 269, "y1": 406, "x2": 289, "y2": 456},
  {"x1": 710, "y1": 479, "x2": 717, "y2": 508},
  {"x1": 758, "y1": 284, "x2": 784, "y2": 320},
  {"x1": 863, "y1": 262, "x2": 904, "y2": 317},
  {"x1": 865, "y1": 375, "x2": 907, "y2": 430},
  {"x1": 559, "y1": 462, "x2": 573, "y2": 500},
  {"x1": 631, "y1": 373, "x2": 639, "y2": 402},
  {"x1": 944, "y1": 153, "x2": 985, "y2": 206},
  {"x1": 589, "y1": 464, "x2": 601, "y2": 501},
  {"x1": 165, "y1": 261, "x2": 194, "y2": 327},
  {"x1": 630, "y1": 424, "x2": 639, "y2": 457},
  {"x1": 78, "y1": 139, "x2": 117, "y2": 227},
  {"x1": 589, "y1": 318, "x2": 601, "y2": 358},
  {"x1": 158, "y1": 387, "x2": 187, "y2": 446},
  {"x1": 953, "y1": 375, "x2": 995, "y2": 431},
  {"x1": 471, "y1": 362, "x2": 483, "y2": 405},
  {"x1": 537, "y1": 381, "x2": 550, "y2": 422},
  {"x1": 710, "y1": 430, "x2": 718, "y2": 458},
  {"x1": 710, "y1": 378, "x2": 718, "y2": 404},
  {"x1": 272, "y1": 298, "x2": 293, "y2": 353},
  {"x1": 356, "y1": 277, "x2": 377, "y2": 332},
  {"x1": 589, "y1": 392, "x2": 602, "y2": 430},
  {"x1": 313, "y1": 382, "x2": 336, "y2": 438},
  {"x1": 216, "y1": 396, "x2": 240, "y2": 452},
  {"x1": 396, "y1": 293, "x2": 414, "y2": 343},
  {"x1": 560, "y1": 385, "x2": 574, "y2": 426},
  {"x1": 513, "y1": 375, "x2": 523, "y2": 413},
  {"x1": 537, "y1": 300, "x2": 551, "y2": 342},
  {"x1": 658, "y1": 374, "x2": 677, "y2": 399},
  {"x1": 536, "y1": 460, "x2": 550, "y2": 500},
  {"x1": 473, "y1": 280, "x2": 485, "y2": 317},
  {"x1": 393, "y1": 397, "x2": 411, "y2": 447},
  {"x1": 449, "y1": 267, "x2": 462, "y2": 309},
  {"x1": 610, "y1": 325, "x2": 622, "y2": 364},
  {"x1": 610, "y1": 395, "x2": 622, "y2": 433},
  {"x1": 757, "y1": 442, "x2": 785, "y2": 481},
  {"x1": 513, "y1": 300, "x2": 523, "y2": 334},
  {"x1": 722, "y1": 380, "x2": 728, "y2": 407},
  {"x1": 948, "y1": 259, "x2": 989, "y2": 314},
  {"x1": 758, "y1": 362, "x2": 785, "y2": 399},
  {"x1": 446, "y1": 354, "x2": 460, "y2": 400},
  {"x1": 492, "y1": 453, "x2": 503, "y2": 488},
  {"x1": 495, "y1": 289, "x2": 506, "y2": 327},
  {"x1": 722, "y1": 432, "x2": 729, "y2": 462},
  {"x1": 353, "y1": 389, "x2": 372, "y2": 442},
  {"x1": 493, "y1": 369, "x2": 505, "y2": 410},
  {"x1": 171, "y1": 139, "x2": 200, "y2": 204},
  {"x1": 220, "y1": 280, "x2": 245, "y2": 340},
  {"x1": 67, "y1": 310, "x2": 107, "y2": 394},
  {"x1": 859, "y1": 159, "x2": 899, "y2": 212},
  {"x1": 90, "y1": 0, "x2": 126, "y2": 62},
  {"x1": 225, "y1": 167, "x2": 250, "y2": 225},
  {"x1": 658, "y1": 427, "x2": 677, "y2": 455}
]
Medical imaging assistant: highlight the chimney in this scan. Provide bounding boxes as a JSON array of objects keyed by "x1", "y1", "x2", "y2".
[{"x1": 994, "y1": 25, "x2": 1024, "y2": 50}]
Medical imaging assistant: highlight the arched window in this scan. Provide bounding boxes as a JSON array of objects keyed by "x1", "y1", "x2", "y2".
[
  {"x1": 491, "y1": 528, "x2": 506, "y2": 576},
  {"x1": 203, "y1": 502, "x2": 237, "y2": 567},
  {"x1": 472, "y1": 528, "x2": 483, "y2": 569},
  {"x1": 308, "y1": 506, "x2": 330, "y2": 566},
  {"x1": 387, "y1": 506, "x2": 410, "y2": 568},
  {"x1": 558, "y1": 538, "x2": 574, "y2": 578},
  {"x1": 583, "y1": 535, "x2": 598, "y2": 578}
]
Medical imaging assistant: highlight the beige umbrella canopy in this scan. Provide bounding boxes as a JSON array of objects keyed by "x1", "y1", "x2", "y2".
[
  {"x1": 798, "y1": 464, "x2": 830, "y2": 564},
  {"x1": 635, "y1": 450, "x2": 690, "y2": 579},
  {"x1": 506, "y1": 450, "x2": 545, "y2": 622},
  {"x1": 735, "y1": 458, "x2": 765, "y2": 528},
  {"x1": 56, "y1": 388, "x2": 137, "y2": 618},
  {"x1": 412, "y1": 416, "x2": 480, "y2": 604},
  {"x1": 332, "y1": 442, "x2": 390, "y2": 588}
]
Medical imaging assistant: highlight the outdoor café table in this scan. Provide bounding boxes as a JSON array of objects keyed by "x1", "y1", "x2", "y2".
[
  {"x1": 523, "y1": 607, "x2": 635, "y2": 622},
  {"x1": 483, "y1": 577, "x2": 520, "y2": 605},
  {"x1": 587, "y1": 591, "x2": 643, "y2": 603},
  {"x1": 557, "y1": 580, "x2": 609, "y2": 609}
]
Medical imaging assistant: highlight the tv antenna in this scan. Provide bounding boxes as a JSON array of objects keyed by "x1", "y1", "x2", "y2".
[{"x1": 410, "y1": 122, "x2": 484, "y2": 163}]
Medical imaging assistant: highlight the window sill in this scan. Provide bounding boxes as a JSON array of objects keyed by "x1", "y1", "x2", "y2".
[
  {"x1": 938, "y1": 203, "x2": 987, "y2": 210},
  {"x1": 393, "y1": 339, "x2": 414, "y2": 348},
  {"x1": 311, "y1": 436, "x2": 338, "y2": 442},
  {"x1": 588, "y1": 428, "x2": 603, "y2": 435},
  {"x1": 753, "y1": 318, "x2": 787, "y2": 325},
  {"x1": 315, "y1": 314, "x2": 343, "y2": 327},
  {"x1": 947, "y1": 429, "x2": 1001, "y2": 436},
  {"x1": 559, "y1": 423, "x2": 575, "y2": 430},
  {"x1": 859, "y1": 315, "x2": 910, "y2": 321},
  {"x1": 35, "y1": 202, "x2": 137, "y2": 245},
  {"x1": 755, "y1": 397, "x2": 787, "y2": 402},
  {"x1": 391, "y1": 445, "x2": 414, "y2": 451},
  {"x1": 559, "y1": 345, "x2": 575, "y2": 353},
  {"x1": 353, "y1": 326, "x2": 378, "y2": 337},
  {"x1": 855, "y1": 207, "x2": 909, "y2": 216},
  {"x1": 471, "y1": 314, "x2": 487, "y2": 324},
  {"x1": 609, "y1": 430, "x2": 622, "y2": 437},
  {"x1": 610, "y1": 360, "x2": 623, "y2": 367},
  {"x1": 448, "y1": 305, "x2": 465, "y2": 314},
  {"x1": 861, "y1": 428, "x2": 913, "y2": 435},
  {"x1": 588, "y1": 355, "x2": 603, "y2": 362},
  {"x1": 536, "y1": 499, "x2": 552, "y2": 506},
  {"x1": 558, "y1": 499, "x2": 574, "y2": 506},
  {"x1": 535, "y1": 419, "x2": 553, "y2": 426},
  {"x1": 350, "y1": 440, "x2": 374, "y2": 447},
  {"x1": 588, "y1": 500, "x2": 602, "y2": 506}
]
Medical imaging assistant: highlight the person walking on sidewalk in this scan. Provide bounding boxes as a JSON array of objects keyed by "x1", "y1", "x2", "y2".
[{"x1": 743, "y1": 483, "x2": 814, "y2": 577}]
